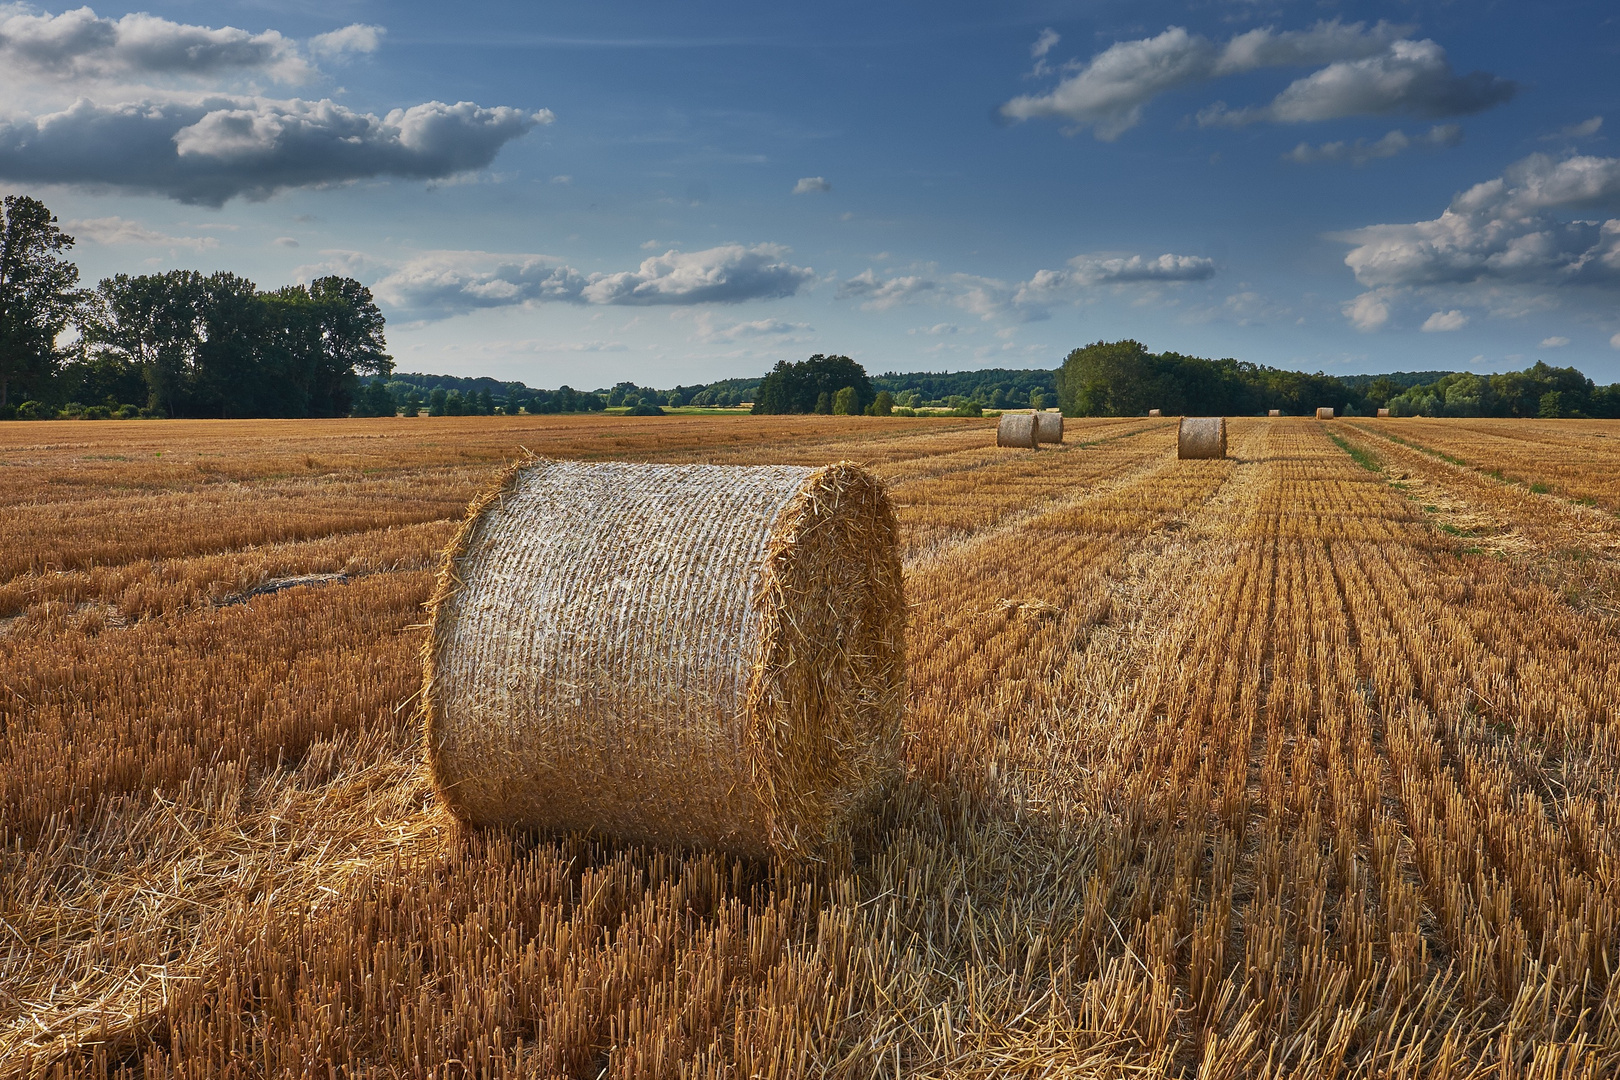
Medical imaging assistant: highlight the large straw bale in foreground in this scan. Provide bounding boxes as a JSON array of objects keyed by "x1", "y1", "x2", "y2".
[
  {"x1": 1178, "y1": 417, "x2": 1227, "y2": 459},
  {"x1": 1316, "y1": 407, "x2": 1335, "y2": 420},
  {"x1": 423, "y1": 459, "x2": 907, "y2": 859},
  {"x1": 996, "y1": 412, "x2": 1038, "y2": 448},
  {"x1": 1034, "y1": 410, "x2": 1064, "y2": 443}
]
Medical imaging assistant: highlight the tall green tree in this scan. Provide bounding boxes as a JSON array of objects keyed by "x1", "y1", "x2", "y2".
[
  {"x1": 753, "y1": 355, "x2": 874, "y2": 414},
  {"x1": 0, "y1": 196, "x2": 81, "y2": 407},
  {"x1": 83, "y1": 271, "x2": 391, "y2": 418},
  {"x1": 81, "y1": 270, "x2": 206, "y2": 417}
]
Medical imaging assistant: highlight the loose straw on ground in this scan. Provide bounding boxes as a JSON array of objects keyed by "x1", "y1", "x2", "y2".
[{"x1": 422, "y1": 458, "x2": 907, "y2": 860}]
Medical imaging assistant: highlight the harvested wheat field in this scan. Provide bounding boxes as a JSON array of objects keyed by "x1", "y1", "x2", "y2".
[{"x1": 4, "y1": 413, "x2": 1620, "y2": 1078}]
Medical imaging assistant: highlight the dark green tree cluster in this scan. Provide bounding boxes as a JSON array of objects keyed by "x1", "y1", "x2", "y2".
[
  {"x1": 751, "y1": 354, "x2": 875, "y2": 415},
  {"x1": 359, "y1": 376, "x2": 609, "y2": 418},
  {"x1": 0, "y1": 194, "x2": 395, "y2": 420},
  {"x1": 1056, "y1": 340, "x2": 1364, "y2": 417},
  {"x1": 1383, "y1": 364, "x2": 1620, "y2": 418},
  {"x1": 605, "y1": 381, "x2": 715, "y2": 408},
  {"x1": 76, "y1": 272, "x2": 392, "y2": 418},
  {"x1": 1056, "y1": 340, "x2": 1620, "y2": 418},
  {"x1": 872, "y1": 368, "x2": 1057, "y2": 411}
]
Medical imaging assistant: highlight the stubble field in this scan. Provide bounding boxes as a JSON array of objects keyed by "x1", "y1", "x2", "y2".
[{"x1": 3, "y1": 413, "x2": 1620, "y2": 1078}]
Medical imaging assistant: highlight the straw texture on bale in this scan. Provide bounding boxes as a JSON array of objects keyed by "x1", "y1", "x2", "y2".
[
  {"x1": 1316, "y1": 407, "x2": 1335, "y2": 420},
  {"x1": 1377, "y1": 407, "x2": 1390, "y2": 418},
  {"x1": 1178, "y1": 417, "x2": 1227, "y2": 460},
  {"x1": 1268, "y1": 409, "x2": 1281, "y2": 417},
  {"x1": 423, "y1": 458, "x2": 907, "y2": 859},
  {"x1": 996, "y1": 412, "x2": 1039, "y2": 449},
  {"x1": 1147, "y1": 409, "x2": 1162, "y2": 417},
  {"x1": 1034, "y1": 410, "x2": 1064, "y2": 444}
]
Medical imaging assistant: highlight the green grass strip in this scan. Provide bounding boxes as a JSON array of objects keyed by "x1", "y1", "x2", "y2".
[{"x1": 1328, "y1": 432, "x2": 1383, "y2": 474}]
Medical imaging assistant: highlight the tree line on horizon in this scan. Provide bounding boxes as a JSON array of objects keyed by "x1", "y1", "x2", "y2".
[
  {"x1": 1056, "y1": 340, "x2": 1620, "y2": 419},
  {"x1": 9, "y1": 196, "x2": 1620, "y2": 422}
]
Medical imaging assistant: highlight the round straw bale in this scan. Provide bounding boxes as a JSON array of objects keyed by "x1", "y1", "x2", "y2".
[
  {"x1": 1034, "y1": 410, "x2": 1064, "y2": 443},
  {"x1": 423, "y1": 458, "x2": 907, "y2": 859},
  {"x1": 1147, "y1": 408, "x2": 1162, "y2": 417},
  {"x1": 1377, "y1": 407, "x2": 1390, "y2": 418},
  {"x1": 1267, "y1": 409, "x2": 1281, "y2": 417},
  {"x1": 1316, "y1": 407, "x2": 1335, "y2": 420},
  {"x1": 996, "y1": 412, "x2": 1039, "y2": 448},
  {"x1": 1178, "y1": 417, "x2": 1227, "y2": 460}
]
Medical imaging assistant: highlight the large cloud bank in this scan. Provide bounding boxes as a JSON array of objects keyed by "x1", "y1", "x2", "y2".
[
  {"x1": 1001, "y1": 21, "x2": 1514, "y2": 140},
  {"x1": 0, "y1": 96, "x2": 550, "y2": 205},
  {"x1": 372, "y1": 244, "x2": 816, "y2": 320},
  {"x1": 0, "y1": 5, "x2": 542, "y2": 202},
  {"x1": 1341, "y1": 154, "x2": 1620, "y2": 289}
]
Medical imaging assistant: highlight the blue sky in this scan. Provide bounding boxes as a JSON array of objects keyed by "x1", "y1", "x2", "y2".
[{"x1": 3, "y1": 0, "x2": 1618, "y2": 386}]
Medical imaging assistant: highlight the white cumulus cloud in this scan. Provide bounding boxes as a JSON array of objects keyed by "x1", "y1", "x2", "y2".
[
  {"x1": 1200, "y1": 39, "x2": 1517, "y2": 127},
  {"x1": 1339, "y1": 153, "x2": 1620, "y2": 290},
  {"x1": 373, "y1": 243, "x2": 814, "y2": 320},
  {"x1": 1343, "y1": 291, "x2": 1391, "y2": 331},
  {"x1": 792, "y1": 176, "x2": 830, "y2": 194},
  {"x1": 1540, "y1": 336, "x2": 1570, "y2": 347},
  {"x1": 1611, "y1": 332, "x2": 1620, "y2": 350},
  {"x1": 0, "y1": 96, "x2": 551, "y2": 204},
  {"x1": 999, "y1": 20, "x2": 1445, "y2": 139},
  {"x1": 309, "y1": 24, "x2": 383, "y2": 59},
  {"x1": 1420, "y1": 309, "x2": 1468, "y2": 331},
  {"x1": 0, "y1": 5, "x2": 316, "y2": 83}
]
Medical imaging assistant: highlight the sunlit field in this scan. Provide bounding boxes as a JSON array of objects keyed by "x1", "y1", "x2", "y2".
[{"x1": 4, "y1": 413, "x2": 1620, "y2": 1078}]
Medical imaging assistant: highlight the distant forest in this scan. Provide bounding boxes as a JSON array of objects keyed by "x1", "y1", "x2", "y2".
[{"x1": 1057, "y1": 341, "x2": 1620, "y2": 419}]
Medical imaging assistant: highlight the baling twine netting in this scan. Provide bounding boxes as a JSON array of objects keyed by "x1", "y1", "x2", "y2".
[
  {"x1": 1178, "y1": 417, "x2": 1227, "y2": 460},
  {"x1": 423, "y1": 458, "x2": 907, "y2": 859}
]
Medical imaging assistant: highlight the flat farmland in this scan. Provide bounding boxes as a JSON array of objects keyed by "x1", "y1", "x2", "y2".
[{"x1": 3, "y1": 414, "x2": 1620, "y2": 1078}]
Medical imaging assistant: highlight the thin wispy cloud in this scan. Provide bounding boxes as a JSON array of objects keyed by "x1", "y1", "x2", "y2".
[
  {"x1": 372, "y1": 243, "x2": 815, "y2": 319},
  {"x1": 839, "y1": 251, "x2": 1214, "y2": 321},
  {"x1": 1286, "y1": 124, "x2": 1461, "y2": 165},
  {"x1": 66, "y1": 214, "x2": 218, "y2": 250}
]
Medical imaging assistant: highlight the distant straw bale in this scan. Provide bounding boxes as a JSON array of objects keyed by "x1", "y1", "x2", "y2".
[
  {"x1": 1316, "y1": 407, "x2": 1335, "y2": 420},
  {"x1": 996, "y1": 413, "x2": 1038, "y2": 449},
  {"x1": 1148, "y1": 409, "x2": 1162, "y2": 418},
  {"x1": 1034, "y1": 411, "x2": 1064, "y2": 444},
  {"x1": 1377, "y1": 408, "x2": 1390, "y2": 418},
  {"x1": 423, "y1": 458, "x2": 907, "y2": 859},
  {"x1": 1268, "y1": 409, "x2": 1281, "y2": 417},
  {"x1": 1178, "y1": 417, "x2": 1227, "y2": 460}
]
